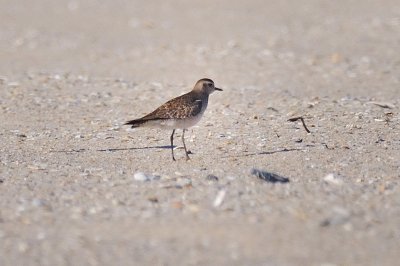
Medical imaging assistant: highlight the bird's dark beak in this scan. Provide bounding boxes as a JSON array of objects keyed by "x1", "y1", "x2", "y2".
[{"x1": 215, "y1": 87, "x2": 223, "y2": 91}]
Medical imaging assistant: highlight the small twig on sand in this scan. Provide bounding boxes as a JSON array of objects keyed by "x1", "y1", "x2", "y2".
[
  {"x1": 288, "y1": 116, "x2": 311, "y2": 133},
  {"x1": 367, "y1": 101, "x2": 395, "y2": 109}
]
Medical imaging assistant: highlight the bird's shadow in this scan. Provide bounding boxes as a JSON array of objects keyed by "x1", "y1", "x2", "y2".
[
  {"x1": 96, "y1": 146, "x2": 301, "y2": 157},
  {"x1": 222, "y1": 148, "x2": 302, "y2": 158},
  {"x1": 51, "y1": 146, "x2": 302, "y2": 156},
  {"x1": 50, "y1": 145, "x2": 175, "y2": 154},
  {"x1": 97, "y1": 145, "x2": 174, "y2": 152}
]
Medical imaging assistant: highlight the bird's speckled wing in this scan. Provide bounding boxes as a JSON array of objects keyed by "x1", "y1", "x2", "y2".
[{"x1": 140, "y1": 93, "x2": 203, "y2": 121}]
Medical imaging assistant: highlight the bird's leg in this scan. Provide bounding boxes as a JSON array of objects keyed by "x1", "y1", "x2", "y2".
[
  {"x1": 170, "y1": 129, "x2": 176, "y2": 161},
  {"x1": 182, "y1": 129, "x2": 190, "y2": 160}
]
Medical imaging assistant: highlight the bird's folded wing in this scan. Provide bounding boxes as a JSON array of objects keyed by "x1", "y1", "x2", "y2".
[{"x1": 141, "y1": 94, "x2": 202, "y2": 120}]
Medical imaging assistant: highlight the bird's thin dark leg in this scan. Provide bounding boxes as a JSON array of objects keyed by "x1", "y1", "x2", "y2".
[
  {"x1": 182, "y1": 129, "x2": 190, "y2": 160},
  {"x1": 170, "y1": 129, "x2": 176, "y2": 161}
]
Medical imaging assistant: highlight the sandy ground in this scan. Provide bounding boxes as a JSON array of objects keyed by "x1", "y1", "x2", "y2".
[{"x1": 1, "y1": 0, "x2": 400, "y2": 265}]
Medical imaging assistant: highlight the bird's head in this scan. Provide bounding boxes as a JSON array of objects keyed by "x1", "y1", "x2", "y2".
[{"x1": 193, "y1": 78, "x2": 222, "y2": 94}]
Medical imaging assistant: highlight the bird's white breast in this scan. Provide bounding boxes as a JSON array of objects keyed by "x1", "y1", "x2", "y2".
[{"x1": 157, "y1": 110, "x2": 205, "y2": 129}]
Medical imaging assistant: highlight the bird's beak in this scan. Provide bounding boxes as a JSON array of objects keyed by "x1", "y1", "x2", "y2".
[{"x1": 215, "y1": 87, "x2": 223, "y2": 91}]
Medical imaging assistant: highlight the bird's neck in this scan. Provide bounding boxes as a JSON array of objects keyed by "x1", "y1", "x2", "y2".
[{"x1": 192, "y1": 89, "x2": 209, "y2": 98}]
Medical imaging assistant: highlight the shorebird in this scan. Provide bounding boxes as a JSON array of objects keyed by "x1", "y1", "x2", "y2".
[{"x1": 125, "y1": 78, "x2": 222, "y2": 160}]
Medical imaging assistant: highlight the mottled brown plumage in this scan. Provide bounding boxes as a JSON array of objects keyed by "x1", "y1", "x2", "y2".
[{"x1": 125, "y1": 91, "x2": 203, "y2": 126}]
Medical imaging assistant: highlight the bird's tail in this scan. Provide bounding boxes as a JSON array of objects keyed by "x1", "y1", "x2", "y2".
[{"x1": 124, "y1": 119, "x2": 147, "y2": 128}]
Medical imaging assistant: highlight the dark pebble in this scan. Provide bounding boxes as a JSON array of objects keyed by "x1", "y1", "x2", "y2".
[{"x1": 251, "y1": 168, "x2": 290, "y2": 183}]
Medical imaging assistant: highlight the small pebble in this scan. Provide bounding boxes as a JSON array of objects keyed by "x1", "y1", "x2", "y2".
[
  {"x1": 174, "y1": 171, "x2": 185, "y2": 177},
  {"x1": 323, "y1": 173, "x2": 344, "y2": 186},
  {"x1": 320, "y1": 207, "x2": 351, "y2": 227},
  {"x1": 187, "y1": 204, "x2": 200, "y2": 212},
  {"x1": 206, "y1": 174, "x2": 219, "y2": 181},
  {"x1": 133, "y1": 172, "x2": 160, "y2": 182},
  {"x1": 213, "y1": 189, "x2": 226, "y2": 208},
  {"x1": 18, "y1": 242, "x2": 28, "y2": 253},
  {"x1": 148, "y1": 196, "x2": 159, "y2": 203},
  {"x1": 176, "y1": 177, "x2": 192, "y2": 187},
  {"x1": 31, "y1": 198, "x2": 46, "y2": 207},
  {"x1": 8, "y1": 81, "x2": 19, "y2": 87}
]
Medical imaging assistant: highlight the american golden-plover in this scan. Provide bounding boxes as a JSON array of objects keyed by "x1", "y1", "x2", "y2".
[{"x1": 125, "y1": 78, "x2": 222, "y2": 161}]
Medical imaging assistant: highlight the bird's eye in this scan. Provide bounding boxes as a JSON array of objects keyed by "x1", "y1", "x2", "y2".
[{"x1": 208, "y1": 83, "x2": 213, "y2": 87}]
